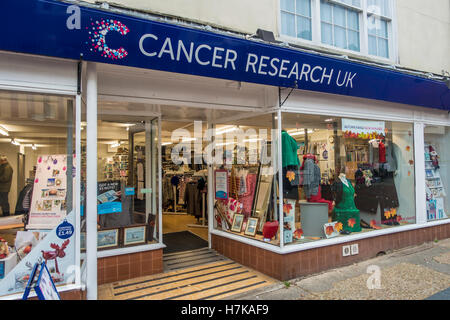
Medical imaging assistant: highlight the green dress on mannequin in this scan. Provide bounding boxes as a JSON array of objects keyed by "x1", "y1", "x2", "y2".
[{"x1": 332, "y1": 175, "x2": 361, "y2": 233}]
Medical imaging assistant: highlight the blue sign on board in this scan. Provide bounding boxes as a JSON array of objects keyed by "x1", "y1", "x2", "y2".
[
  {"x1": 56, "y1": 219, "x2": 74, "y2": 240},
  {"x1": 0, "y1": 0, "x2": 448, "y2": 110}
]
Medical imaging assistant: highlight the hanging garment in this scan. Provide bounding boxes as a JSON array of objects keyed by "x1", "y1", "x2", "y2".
[
  {"x1": 379, "y1": 141, "x2": 386, "y2": 163},
  {"x1": 238, "y1": 173, "x2": 257, "y2": 217},
  {"x1": 332, "y1": 180, "x2": 361, "y2": 233},
  {"x1": 302, "y1": 158, "x2": 321, "y2": 198},
  {"x1": 184, "y1": 182, "x2": 202, "y2": 217},
  {"x1": 281, "y1": 130, "x2": 300, "y2": 168}
]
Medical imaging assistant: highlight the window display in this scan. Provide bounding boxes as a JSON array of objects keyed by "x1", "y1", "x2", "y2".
[
  {"x1": 80, "y1": 103, "x2": 161, "y2": 250},
  {"x1": 0, "y1": 90, "x2": 76, "y2": 295},
  {"x1": 424, "y1": 125, "x2": 449, "y2": 221},
  {"x1": 281, "y1": 113, "x2": 416, "y2": 245},
  {"x1": 213, "y1": 113, "x2": 281, "y2": 246}
]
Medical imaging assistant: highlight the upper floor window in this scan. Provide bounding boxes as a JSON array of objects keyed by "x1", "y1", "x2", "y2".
[
  {"x1": 281, "y1": 0, "x2": 313, "y2": 40},
  {"x1": 367, "y1": 0, "x2": 392, "y2": 58},
  {"x1": 320, "y1": 0, "x2": 360, "y2": 52},
  {"x1": 279, "y1": 0, "x2": 394, "y2": 60}
]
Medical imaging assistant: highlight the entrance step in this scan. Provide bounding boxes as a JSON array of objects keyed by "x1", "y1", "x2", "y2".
[
  {"x1": 98, "y1": 259, "x2": 275, "y2": 300},
  {"x1": 163, "y1": 248, "x2": 225, "y2": 271}
]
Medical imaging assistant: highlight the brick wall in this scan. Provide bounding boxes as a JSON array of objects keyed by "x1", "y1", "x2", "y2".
[
  {"x1": 212, "y1": 223, "x2": 450, "y2": 281},
  {"x1": 97, "y1": 248, "x2": 163, "y2": 285}
]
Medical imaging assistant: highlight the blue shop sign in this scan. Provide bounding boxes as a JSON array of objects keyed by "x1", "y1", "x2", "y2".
[{"x1": 0, "y1": 0, "x2": 449, "y2": 110}]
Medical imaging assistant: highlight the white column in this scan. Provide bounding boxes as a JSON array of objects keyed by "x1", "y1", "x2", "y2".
[
  {"x1": 86, "y1": 62, "x2": 98, "y2": 300},
  {"x1": 414, "y1": 122, "x2": 427, "y2": 224},
  {"x1": 74, "y1": 94, "x2": 82, "y2": 287},
  {"x1": 207, "y1": 121, "x2": 215, "y2": 248},
  {"x1": 277, "y1": 109, "x2": 284, "y2": 249}
]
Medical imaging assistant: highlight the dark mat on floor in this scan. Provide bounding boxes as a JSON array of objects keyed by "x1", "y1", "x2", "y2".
[{"x1": 163, "y1": 231, "x2": 209, "y2": 254}]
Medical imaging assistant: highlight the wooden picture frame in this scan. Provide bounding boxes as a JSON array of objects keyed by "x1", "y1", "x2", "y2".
[
  {"x1": 230, "y1": 214, "x2": 244, "y2": 233},
  {"x1": 97, "y1": 228, "x2": 120, "y2": 250},
  {"x1": 122, "y1": 224, "x2": 147, "y2": 247},
  {"x1": 244, "y1": 217, "x2": 259, "y2": 236}
]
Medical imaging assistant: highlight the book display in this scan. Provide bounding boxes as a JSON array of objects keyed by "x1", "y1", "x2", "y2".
[{"x1": 425, "y1": 144, "x2": 448, "y2": 221}]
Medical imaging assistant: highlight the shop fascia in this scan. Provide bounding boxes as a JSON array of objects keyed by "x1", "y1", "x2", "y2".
[
  {"x1": 167, "y1": 121, "x2": 278, "y2": 166},
  {"x1": 139, "y1": 33, "x2": 356, "y2": 88}
]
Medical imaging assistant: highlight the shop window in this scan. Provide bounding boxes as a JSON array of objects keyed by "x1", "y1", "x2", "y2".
[
  {"x1": 212, "y1": 113, "x2": 281, "y2": 247},
  {"x1": 81, "y1": 103, "x2": 160, "y2": 251},
  {"x1": 0, "y1": 90, "x2": 76, "y2": 296},
  {"x1": 281, "y1": 113, "x2": 416, "y2": 245},
  {"x1": 424, "y1": 125, "x2": 450, "y2": 221}
]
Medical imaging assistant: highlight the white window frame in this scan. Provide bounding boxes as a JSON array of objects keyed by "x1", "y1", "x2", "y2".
[
  {"x1": 280, "y1": 0, "x2": 314, "y2": 41},
  {"x1": 277, "y1": 0, "x2": 398, "y2": 63}
]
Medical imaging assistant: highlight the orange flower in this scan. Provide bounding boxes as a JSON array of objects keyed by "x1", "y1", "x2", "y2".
[
  {"x1": 325, "y1": 226, "x2": 334, "y2": 235},
  {"x1": 335, "y1": 222, "x2": 343, "y2": 232},
  {"x1": 283, "y1": 203, "x2": 293, "y2": 214},
  {"x1": 286, "y1": 171, "x2": 296, "y2": 182},
  {"x1": 348, "y1": 218, "x2": 356, "y2": 228}
]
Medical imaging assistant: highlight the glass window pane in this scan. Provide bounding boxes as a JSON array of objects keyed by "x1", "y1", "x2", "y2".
[
  {"x1": 334, "y1": 26, "x2": 347, "y2": 49},
  {"x1": 281, "y1": 113, "x2": 416, "y2": 246},
  {"x1": 368, "y1": 35, "x2": 378, "y2": 55},
  {"x1": 378, "y1": 37, "x2": 389, "y2": 58},
  {"x1": 297, "y1": 16, "x2": 312, "y2": 40},
  {"x1": 347, "y1": 10, "x2": 359, "y2": 31},
  {"x1": 367, "y1": 16, "x2": 378, "y2": 35},
  {"x1": 334, "y1": 6, "x2": 346, "y2": 27},
  {"x1": 281, "y1": 0, "x2": 295, "y2": 12},
  {"x1": 424, "y1": 125, "x2": 450, "y2": 222},
  {"x1": 348, "y1": 30, "x2": 360, "y2": 51},
  {"x1": 321, "y1": 22, "x2": 333, "y2": 45},
  {"x1": 320, "y1": 0, "x2": 332, "y2": 23},
  {"x1": 281, "y1": 12, "x2": 296, "y2": 37},
  {"x1": 296, "y1": 0, "x2": 311, "y2": 17},
  {"x1": 378, "y1": 19, "x2": 388, "y2": 38}
]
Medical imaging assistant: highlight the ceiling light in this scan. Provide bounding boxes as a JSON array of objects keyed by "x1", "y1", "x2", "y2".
[
  {"x1": 111, "y1": 141, "x2": 121, "y2": 148},
  {"x1": 290, "y1": 130, "x2": 314, "y2": 137},
  {"x1": 325, "y1": 119, "x2": 334, "y2": 122},
  {"x1": 11, "y1": 139, "x2": 20, "y2": 146},
  {"x1": 0, "y1": 126, "x2": 8, "y2": 136},
  {"x1": 181, "y1": 137, "x2": 197, "y2": 142},
  {"x1": 216, "y1": 126, "x2": 238, "y2": 135},
  {"x1": 32, "y1": 144, "x2": 37, "y2": 150},
  {"x1": 161, "y1": 142, "x2": 172, "y2": 146}
]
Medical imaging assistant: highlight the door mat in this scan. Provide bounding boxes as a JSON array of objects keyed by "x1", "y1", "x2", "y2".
[{"x1": 163, "y1": 231, "x2": 208, "y2": 254}]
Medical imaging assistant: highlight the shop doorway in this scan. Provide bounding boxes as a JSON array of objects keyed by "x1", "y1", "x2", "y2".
[{"x1": 160, "y1": 119, "x2": 209, "y2": 257}]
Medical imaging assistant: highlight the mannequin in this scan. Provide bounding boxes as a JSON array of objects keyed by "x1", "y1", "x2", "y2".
[{"x1": 332, "y1": 170, "x2": 361, "y2": 233}]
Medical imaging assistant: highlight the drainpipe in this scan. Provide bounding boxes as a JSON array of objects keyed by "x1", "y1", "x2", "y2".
[{"x1": 86, "y1": 62, "x2": 98, "y2": 300}]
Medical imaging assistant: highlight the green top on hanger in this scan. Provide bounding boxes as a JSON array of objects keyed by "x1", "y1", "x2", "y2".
[{"x1": 282, "y1": 130, "x2": 300, "y2": 168}]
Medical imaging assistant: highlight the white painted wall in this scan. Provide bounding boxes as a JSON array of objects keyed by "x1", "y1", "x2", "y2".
[
  {"x1": 396, "y1": 0, "x2": 450, "y2": 75},
  {"x1": 84, "y1": 0, "x2": 277, "y2": 35}
]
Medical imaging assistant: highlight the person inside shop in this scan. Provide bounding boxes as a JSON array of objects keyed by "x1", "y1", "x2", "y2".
[{"x1": 0, "y1": 155, "x2": 13, "y2": 217}]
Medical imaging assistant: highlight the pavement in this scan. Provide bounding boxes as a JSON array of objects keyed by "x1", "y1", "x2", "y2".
[{"x1": 228, "y1": 238, "x2": 450, "y2": 300}]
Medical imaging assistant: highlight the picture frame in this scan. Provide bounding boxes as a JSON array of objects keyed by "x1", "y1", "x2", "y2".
[
  {"x1": 244, "y1": 217, "x2": 259, "y2": 236},
  {"x1": 230, "y1": 214, "x2": 244, "y2": 233},
  {"x1": 122, "y1": 224, "x2": 147, "y2": 247},
  {"x1": 97, "y1": 228, "x2": 120, "y2": 250}
]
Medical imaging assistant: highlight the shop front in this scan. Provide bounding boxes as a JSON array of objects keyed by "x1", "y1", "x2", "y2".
[{"x1": 0, "y1": 0, "x2": 449, "y2": 299}]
